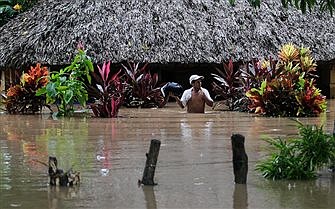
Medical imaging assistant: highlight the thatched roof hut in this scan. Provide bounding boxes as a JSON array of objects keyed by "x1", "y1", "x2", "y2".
[{"x1": 0, "y1": 0, "x2": 335, "y2": 69}]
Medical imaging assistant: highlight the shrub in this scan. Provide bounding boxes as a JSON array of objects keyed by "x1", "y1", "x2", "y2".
[
  {"x1": 246, "y1": 43, "x2": 326, "y2": 117},
  {"x1": 89, "y1": 61, "x2": 127, "y2": 118},
  {"x1": 256, "y1": 121, "x2": 335, "y2": 180},
  {"x1": 211, "y1": 59, "x2": 247, "y2": 111},
  {"x1": 2, "y1": 63, "x2": 49, "y2": 114},
  {"x1": 122, "y1": 62, "x2": 165, "y2": 108},
  {"x1": 0, "y1": 0, "x2": 38, "y2": 26},
  {"x1": 36, "y1": 49, "x2": 93, "y2": 116}
]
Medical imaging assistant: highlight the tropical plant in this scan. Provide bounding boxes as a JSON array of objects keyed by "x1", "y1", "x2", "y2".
[
  {"x1": 2, "y1": 63, "x2": 49, "y2": 114},
  {"x1": 36, "y1": 49, "x2": 93, "y2": 116},
  {"x1": 0, "y1": 0, "x2": 38, "y2": 26},
  {"x1": 65, "y1": 45, "x2": 94, "y2": 84},
  {"x1": 241, "y1": 58, "x2": 277, "y2": 90},
  {"x1": 246, "y1": 43, "x2": 326, "y2": 117},
  {"x1": 1, "y1": 0, "x2": 18, "y2": 26},
  {"x1": 211, "y1": 59, "x2": 247, "y2": 111},
  {"x1": 122, "y1": 62, "x2": 165, "y2": 108},
  {"x1": 89, "y1": 61, "x2": 127, "y2": 118},
  {"x1": 256, "y1": 120, "x2": 335, "y2": 180},
  {"x1": 229, "y1": 0, "x2": 335, "y2": 15}
]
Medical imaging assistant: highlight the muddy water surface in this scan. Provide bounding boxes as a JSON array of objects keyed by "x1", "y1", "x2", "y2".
[{"x1": 1, "y1": 101, "x2": 335, "y2": 209}]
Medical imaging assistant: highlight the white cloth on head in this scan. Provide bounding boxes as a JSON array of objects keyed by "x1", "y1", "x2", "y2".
[
  {"x1": 189, "y1": 75, "x2": 204, "y2": 85},
  {"x1": 180, "y1": 87, "x2": 213, "y2": 107}
]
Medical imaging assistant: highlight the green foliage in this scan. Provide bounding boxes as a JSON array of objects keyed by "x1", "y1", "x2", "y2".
[
  {"x1": 284, "y1": 0, "x2": 335, "y2": 15},
  {"x1": 248, "y1": 0, "x2": 261, "y2": 8},
  {"x1": 0, "y1": 0, "x2": 37, "y2": 26},
  {"x1": 246, "y1": 43, "x2": 326, "y2": 117},
  {"x1": 228, "y1": 0, "x2": 235, "y2": 6},
  {"x1": 36, "y1": 49, "x2": 93, "y2": 116},
  {"x1": 229, "y1": 0, "x2": 335, "y2": 15},
  {"x1": 64, "y1": 48, "x2": 94, "y2": 84},
  {"x1": 0, "y1": 0, "x2": 17, "y2": 26},
  {"x1": 256, "y1": 121, "x2": 335, "y2": 180}
]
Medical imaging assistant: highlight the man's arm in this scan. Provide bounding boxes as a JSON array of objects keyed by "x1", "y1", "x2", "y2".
[
  {"x1": 203, "y1": 96, "x2": 213, "y2": 107},
  {"x1": 201, "y1": 88, "x2": 214, "y2": 107},
  {"x1": 170, "y1": 93, "x2": 184, "y2": 109}
]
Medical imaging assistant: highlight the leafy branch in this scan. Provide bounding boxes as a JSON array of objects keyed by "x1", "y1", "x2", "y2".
[{"x1": 229, "y1": 0, "x2": 335, "y2": 15}]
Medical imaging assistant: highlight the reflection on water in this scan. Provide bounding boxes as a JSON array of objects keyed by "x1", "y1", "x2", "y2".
[
  {"x1": 233, "y1": 184, "x2": 248, "y2": 209},
  {"x1": 142, "y1": 186, "x2": 157, "y2": 209},
  {"x1": 48, "y1": 186, "x2": 80, "y2": 209},
  {"x1": 1, "y1": 101, "x2": 335, "y2": 209}
]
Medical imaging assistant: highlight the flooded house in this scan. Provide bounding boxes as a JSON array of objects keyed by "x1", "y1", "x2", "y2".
[{"x1": 0, "y1": 0, "x2": 335, "y2": 97}]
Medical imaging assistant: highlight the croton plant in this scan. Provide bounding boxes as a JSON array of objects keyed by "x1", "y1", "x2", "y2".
[
  {"x1": 246, "y1": 43, "x2": 326, "y2": 117},
  {"x1": 3, "y1": 63, "x2": 49, "y2": 114}
]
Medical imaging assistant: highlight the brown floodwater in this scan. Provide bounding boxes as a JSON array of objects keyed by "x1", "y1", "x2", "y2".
[{"x1": 1, "y1": 101, "x2": 335, "y2": 209}]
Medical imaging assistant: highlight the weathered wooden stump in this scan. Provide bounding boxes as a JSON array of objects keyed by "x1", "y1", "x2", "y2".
[
  {"x1": 48, "y1": 156, "x2": 80, "y2": 186},
  {"x1": 231, "y1": 134, "x2": 248, "y2": 184},
  {"x1": 140, "y1": 139, "x2": 161, "y2": 185}
]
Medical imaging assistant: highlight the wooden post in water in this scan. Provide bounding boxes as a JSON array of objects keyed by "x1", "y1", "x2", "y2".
[
  {"x1": 140, "y1": 139, "x2": 161, "y2": 185},
  {"x1": 231, "y1": 134, "x2": 248, "y2": 184}
]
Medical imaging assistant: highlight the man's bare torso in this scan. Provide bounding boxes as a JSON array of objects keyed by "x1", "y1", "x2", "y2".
[{"x1": 186, "y1": 90, "x2": 206, "y2": 113}]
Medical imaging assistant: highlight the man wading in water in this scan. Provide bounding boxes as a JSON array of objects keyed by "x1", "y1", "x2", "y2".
[{"x1": 171, "y1": 75, "x2": 213, "y2": 113}]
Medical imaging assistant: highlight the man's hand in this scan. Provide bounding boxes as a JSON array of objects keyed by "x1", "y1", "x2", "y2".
[{"x1": 198, "y1": 90, "x2": 205, "y2": 98}]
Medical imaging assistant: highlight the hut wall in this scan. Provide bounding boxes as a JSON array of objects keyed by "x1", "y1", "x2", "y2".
[
  {"x1": 330, "y1": 65, "x2": 335, "y2": 99},
  {"x1": 0, "y1": 70, "x2": 4, "y2": 92},
  {"x1": 1, "y1": 69, "x2": 19, "y2": 91},
  {"x1": 316, "y1": 61, "x2": 331, "y2": 99}
]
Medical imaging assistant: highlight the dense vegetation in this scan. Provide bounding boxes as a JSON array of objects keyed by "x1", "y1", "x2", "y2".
[
  {"x1": 0, "y1": 0, "x2": 37, "y2": 26},
  {"x1": 212, "y1": 43, "x2": 327, "y2": 117},
  {"x1": 2, "y1": 45, "x2": 166, "y2": 117},
  {"x1": 230, "y1": 0, "x2": 335, "y2": 15},
  {"x1": 256, "y1": 120, "x2": 335, "y2": 180}
]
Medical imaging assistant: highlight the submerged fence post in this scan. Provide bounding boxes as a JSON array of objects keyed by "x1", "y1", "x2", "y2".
[
  {"x1": 140, "y1": 139, "x2": 161, "y2": 185},
  {"x1": 231, "y1": 134, "x2": 248, "y2": 184}
]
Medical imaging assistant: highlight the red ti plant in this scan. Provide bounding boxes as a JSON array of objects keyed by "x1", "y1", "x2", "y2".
[
  {"x1": 241, "y1": 57, "x2": 277, "y2": 90},
  {"x1": 89, "y1": 61, "x2": 126, "y2": 118},
  {"x1": 3, "y1": 63, "x2": 49, "y2": 114},
  {"x1": 122, "y1": 62, "x2": 165, "y2": 108},
  {"x1": 211, "y1": 59, "x2": 247, "y2": 111}
]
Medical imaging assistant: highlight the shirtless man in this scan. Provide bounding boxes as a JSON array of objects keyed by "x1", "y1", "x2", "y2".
[{"x1": 171, "y1": 75, "x2": 213, "y2": 113}]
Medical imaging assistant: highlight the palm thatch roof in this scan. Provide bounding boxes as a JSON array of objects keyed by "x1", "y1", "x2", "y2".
[{"x1": 0, "y1": 0, "x2": 334, "y2": 69}]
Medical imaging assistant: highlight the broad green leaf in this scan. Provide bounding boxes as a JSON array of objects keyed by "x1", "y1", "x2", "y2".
[
  {"x1": 36, "y1": 87, "x2": 46, "y2": 96},
  {"x1": 57, "y1": 85, "x2": 68, "y2": 91},
  {"x1": 46, "y1": 82, "x2": 57, "y2": 97},
  {"x1": 64, "y1": 90, "x2": 73, "y2": 104},
  {"x1": 84, "y1": 59, "x2": 94, "y2": 72}
]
